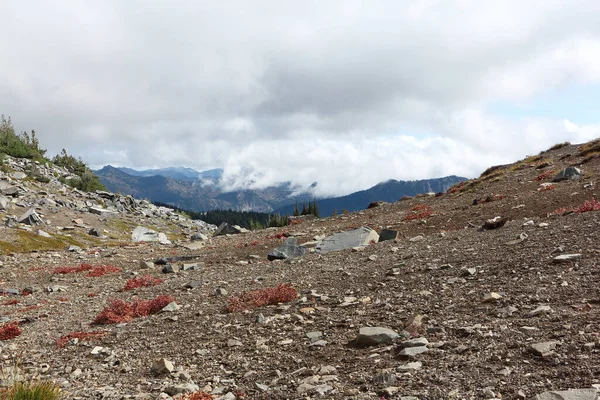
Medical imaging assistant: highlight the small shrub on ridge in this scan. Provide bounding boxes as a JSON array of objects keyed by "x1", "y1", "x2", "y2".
[
  {"x1": 56, "y1": 330, "x2": 109, "y2": 348},
  {"x1": 54, "y1": 263, "x2": 121, "y2": 277},
  {"x1": 2, "y1": 380, "x2": 62, "y2": 400}
]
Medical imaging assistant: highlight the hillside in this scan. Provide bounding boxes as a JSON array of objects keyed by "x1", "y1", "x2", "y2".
[{"x1": 0, "y1": 139, "x2": 599, "y2": 399}]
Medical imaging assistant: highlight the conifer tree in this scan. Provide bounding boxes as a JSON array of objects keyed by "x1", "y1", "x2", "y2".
[
  {"x1": 312, "y1": 197, "x2": 319, "y2": 217},
  {"x1": 293, "y1": 200, "x2": 300, "y2": 216}
]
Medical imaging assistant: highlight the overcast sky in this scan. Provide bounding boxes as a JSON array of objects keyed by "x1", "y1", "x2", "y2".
[{"x1": 1, "y1": 1, "x2": 600, "y2": 196}]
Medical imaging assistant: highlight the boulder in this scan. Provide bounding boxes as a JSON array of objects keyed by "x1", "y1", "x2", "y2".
[
  {"x1": 536, "y1": 388, "x2": 598, "y2": 400},
  {"x1": 378, "y1": 229, "x2": 399, "y2": 242},
  {"x1": 191, "y1": 232, "x2": 208, "y2": 241},
  {"x1": 89, "y1": 207, "x2": 118, "y2": 216},
  {"x1": 131, "y1": 226, "x2": 171, "y2": 244},
  {"x1": 213, "y1": 222, "x2": 247, "y2": 236},
  {"x1": 367, "y1": 201, "x2": 387, "y2": 209},
  {"x1": 316, "y1": 227, "x2": 379, "y2": 254},
  {"x1": 553, "y1": 167, "x2": 582, "y2": 182},
  {"x1": 268, "y1": 238, "x2": 308, "y2": 261},
  {"x1": 18, "y1": 208, "x2": 43, "y2": 225},
  {"x1": 0, "y1": 195, "x2": 11, "y2": 211}
]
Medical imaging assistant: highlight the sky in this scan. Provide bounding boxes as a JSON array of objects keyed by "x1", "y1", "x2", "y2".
[{"x1": 1, "y1": 0, "x2": 600, "y2": 197}]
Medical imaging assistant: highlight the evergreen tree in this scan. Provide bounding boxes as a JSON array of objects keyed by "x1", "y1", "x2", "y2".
[
  {"x1": 312, "y1": 197, "x2": 319, "y2": 217},
  {"x1": 293, "y1": 200, "x2": 300, "y2": 216},
  {"x1": 331, "y1": 208, "x2": 338, "y2": 217},
  {"x1": 307, "y1": 201, "x2": 314, "y2": 216},
  {"x1": 301, "y1": 202, "x2": 307, "y2": 215}
]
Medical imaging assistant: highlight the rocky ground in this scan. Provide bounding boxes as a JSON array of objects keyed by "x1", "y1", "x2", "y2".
[{"x1": 0, "y1": 142, "x2": 599, "y2": 400}]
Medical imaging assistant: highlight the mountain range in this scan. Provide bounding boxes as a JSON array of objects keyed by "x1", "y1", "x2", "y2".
[{"x1": 94, "y1": 165, "x2": 466, "y2": 214}]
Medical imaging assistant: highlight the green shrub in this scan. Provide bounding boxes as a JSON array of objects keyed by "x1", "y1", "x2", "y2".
[
  {"x1": 0, "y1": 115, "x2": 46, "y2": 160},
  {"x1": 53, "y1": 149, "x2": 106, "y2": 192}
]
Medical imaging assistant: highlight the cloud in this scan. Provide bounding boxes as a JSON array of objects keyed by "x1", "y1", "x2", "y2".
[{"x1": 0, "y1": 1, "x2": 599, "y2": 196}]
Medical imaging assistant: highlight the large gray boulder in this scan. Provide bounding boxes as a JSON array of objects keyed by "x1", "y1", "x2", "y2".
[
  {"x1": 131, "y1": 226, "x2": 171, "y2": 245},
  {"x1": 0, "y1": 195, "x2": 11, "y2": 211},
  {"x1": 536, "y1": 388, "x2": 598, "y2": 400},
  {"x1": 268, "y1": 238, "x2": 307, "y2": 261},
  {"x1": 213, "y1": 222, "x2": 248, "y2": 236},
  {"x1": 553, "y1": 167, "x2": 582, "y2": 182},
  {"x1": 18, "y1": 208, "x2": 43, "y2": 225},
  {"x1": 316, "y1": 227, "x2": 379, "y2": 254}
]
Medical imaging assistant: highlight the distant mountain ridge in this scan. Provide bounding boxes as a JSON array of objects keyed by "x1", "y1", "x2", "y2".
[
  {"x1": 275, "y1": 176, "x2": 466, "y2": 216},
  {"x1": 113, "y1": 166, "x2": 223, "y2": 182},
  {"x1": 94, "y1": 165, "x2": 466, "y2": 214}
]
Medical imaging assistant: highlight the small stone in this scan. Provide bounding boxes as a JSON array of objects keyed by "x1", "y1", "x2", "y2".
[
  {"x1": 528, "y1": 305, "x2": 553, "y2": 317},
  {"x1": 139, "y1": 260, "x2": 154, "y2": 269},
  {"x1": 354, "y1": 327, "x2": 399, "y2": 347},
  {"x1": 255, "y1": 383, "x2": 269, "y2": 392},
  {"x1": 396, "y1": 346, "x2": 428, "y2": 358},
  {"x1": 483, "y1": 292, "x2": 503, "y2": 302},
  {"x1": 151, "y1": 358, "x2": 174, "y2": 375},
  {"x1": 397, "y1": 361, "x2": 422, "y2": 372},
  {"x1": 162, "y1": 264, "x2": 177, "y2": 273},
  {"x1": 552, "y1": 254, "x2": 582, "y2": 263},
  {"x1": 227, "y1": 339, "x2": 243, "y2": 347},
  {"x1": 530, "y1": 341, "x2": 559, "y2": 357},
  {"x1": 536, "y1": 388, "x2": 599, "y2": 400},
  {"x1": 214, "y1": 288, "x2": 228, "y2": 296},
  {"x1": 160, "y1": 302, "x2": 181, "y2": 312},
  {"x1": 372, "y1": 373, "x2": 396, "y2": 386},
  {"x1": 409, "y1": 235, "x2": 424, "y2": 242}
]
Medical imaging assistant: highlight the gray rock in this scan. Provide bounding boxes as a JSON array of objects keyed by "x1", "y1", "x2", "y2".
[
  {"x1": 0, "y1": 195, "x2": 11, "y2": 211},
  {"x1": 552, "y1": 254, "x2": 582, "y2": 263},
  {"x1": 536, "y1": 388, "x2": 598, "y2": 400},
  {"x1": 184, "y1": 281, "x2": 202, "y2": 289},
  {"x1": 268, "y1": 238, "x2": 307, "y2": 261},
  {"x1": 160, "y1": 302, "x2": 180, "y2": 312},
  {"x1": 528, "y1": 305, "x2": 553, "y2": 317},
  {"x1": 306, "y1": 331, "x2": 323, "y2": 341},
  {"x1": 373, "y1": 373, "x2": 396, "y2": 386},
  {"x1": 379, "y1": 229, "x2": 399, "y2": 242},
  {"x1": 139, "y1": 260, "x2": 154, "y2": 269},
  {"x1": 89, "y1": 207, "x2": 118, "y2": 216},
  {"x1": 162, "y1": 264, "x2": 177, "y2": 274},
  {"x1": 191, "y1": 232, "x2": 209, "y2": 241},
  {"x1": 151, "y1": 358, "x2": 174, "y2": 374},
  {"x1": 37, "y1": 230, "x2": 51, "y2": 238},
  {"x1": 88, "y1": 228, "x2": 103, "y2": 237},
  {"x1": 131, "y1": 226, "x2": 171, "y2": 244},
  {"x1": 354, "y1": 327, "x2": 399, "y2": 347},
  {"x1": 67, "y1": 245, "x2": 82, "y2": 252},
  {"x1": 396, "y1": 346, "x2": 429, "y2": 358},
  {"x1": 10, "y1": 171, "x2": 26, "y2": 180},
  {"x1": 397, "y1": 337, "x2": 429, "y2": 348},
  {"x1": 316, "y1": 227, "x2": 379, "y2": 254},
  {"x1": 396, "y1": 361, "x2": 422, "y2": 372},
  {"x1": 164, "y1": 382, "x2": 200, "y2": 395},
  {"x1": 213, "y1": 222, "x2": 247, "y2": 236},
  {"x1": 530, "y1": 341, "x2": 559, "y2": 356},
  {"x1": 553, "y1": 167, "x2": 582, "y2": 182},
  {"x1": 18, "y1": 208, "x2": 43, "y2": 225}
]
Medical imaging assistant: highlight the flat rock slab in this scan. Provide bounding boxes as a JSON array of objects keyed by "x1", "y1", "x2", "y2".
[
  {"x1": 131, "y1": 226, "x2": 171, "y2": 244},
  {"x1": 18, "y1": 208, "x2": 43, "y2": 225},
  {"x1": 536, "y1": 388, "x2": 599, "y2": 400},
  {"x1": 316, "y1": 227, "x2": 379, "y2": 254},
  {"x1": 354, "y1": 327, "x2": 399, "y2": 347},
  {"x1": 268, "y1": 238, "x2": 307, "y2": 261},
  {"x1": 552, "y1": 254, "x2": 582, "y2": 263}
]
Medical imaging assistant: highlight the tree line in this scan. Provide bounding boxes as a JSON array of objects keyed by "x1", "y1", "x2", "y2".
[{"x1": 0, "y1": 115, "x2": 106, "y2": 192}]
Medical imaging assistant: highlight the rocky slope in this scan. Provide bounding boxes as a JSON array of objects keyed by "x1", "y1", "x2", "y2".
[{"x1": 0, "y1": 140, "x2": 599, "y2": 400}]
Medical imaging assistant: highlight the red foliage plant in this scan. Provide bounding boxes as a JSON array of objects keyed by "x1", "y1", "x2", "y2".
[
  {"x1": 121, "y1": 275, "x2": 164, "y2": 291},
  {"x1": 177, "y1": 392, "x2": 214, "y2": 400},
  {"x1": 55, "y1": 330, "x2": 109, "y2": 348},
  {"x1": 1, "y1": 299, "x2": 19, "y2": 306},
  {"x1": 54, "y1": 263, "x2": 121, "y2": 277},
  {"x1": 533, "y1": 170, "x2": 556, "y2": 181},
  {"x1": 92, "y1": 295, "x2": 175, "y2": 325},
  {"x1": 0, "y1": 322, "x2": 21, "y2": 340},
  {"x1": 552, "y1": 199, "x2": 600, "y2": 216},
  {"x1": 226, "y1": 284, "x2": 297, "y2": 313},
  {"x1": 266, "y1": 232, "x2": 288, "y2": 240},
  {"x1": 403, "y1": 204, "x2": 433, "y2": 221}
]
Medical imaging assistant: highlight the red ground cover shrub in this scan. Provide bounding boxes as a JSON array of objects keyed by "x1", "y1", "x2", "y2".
[
  {"x1": 533, "y1": 170, "x2": 555, "y2": 181},
  {"x1": 54, "y1": 263, "x2": 121, "y2": 277},
  {"x1": 121, "y1": 275, "x2": 164, "y2": 291},
  {"x1": 92, "y1": 295, "x2": 175, "y2": 325},
  {"x1": 55, "y1": 330, "x2": 109, "y2": 348},
  {"x1": 0, "y1": 322, "x2": 21, "y2": 340},
  {"x1": 226, "y1": 284, "x2": 297, "y2": 313},
  {"x1": 403, "y1": 204, "x2": 433, "y2": 221},
  {"x1": 177, "y1": 392, "x2": 214, "y2": 399},
  {"x1": 1, "y1": 299, "x2": 19, "y2": 306},
  {"x1": 266, "y1": 232, "x2": 288, "y2": 240},
  {"x1": 552, "y1": 199, "x2": 600, "y2": 216}
]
